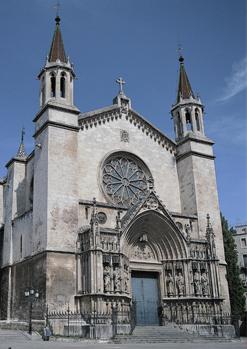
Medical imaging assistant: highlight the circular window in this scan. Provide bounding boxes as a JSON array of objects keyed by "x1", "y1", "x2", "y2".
[
  {"x1": 98, "y1": 212, "x2": 107, "y2": 224},
  {"x1": 102, "y1": 153, "x2": 151, "y2": 207}
]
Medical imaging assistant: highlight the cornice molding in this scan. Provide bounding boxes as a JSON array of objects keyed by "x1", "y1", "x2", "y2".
[
  {"x1": 5, "y1": 156, "x2": 27, "y2": 169},
  {"x1": 33, "y1": 120, "x2": 80, "y2": 138},
  {"x1": 177, "y1": 134, "x2": 214, "y2": 146},
  {"x1": 33, "y1": 101, "x2": 80, "y2": 123},
  {"x1": 176, "y1": 150, "x2": 215, "y2": 162},
  {"x1": 79, "y1": 199, "x2": 127, "y2": 211}
]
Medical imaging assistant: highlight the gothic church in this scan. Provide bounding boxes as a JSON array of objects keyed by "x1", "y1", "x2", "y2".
[{"x1": 0, "y1": 16, "x2": 231, "y2": 336}]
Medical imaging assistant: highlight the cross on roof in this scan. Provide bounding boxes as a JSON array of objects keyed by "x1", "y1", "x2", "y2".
[
  {"x1": 54, "y1": 1, "x2": 60, "y2": 17},
  {"x1": 177, "y1": 44, "x2": 183, "y2": 57},
  {"x1": 21, "y1": 127, "x2": 25, "y2": 143},
  {"x1": 116, "y1": 77, "x2": 126, "y2": 94}
]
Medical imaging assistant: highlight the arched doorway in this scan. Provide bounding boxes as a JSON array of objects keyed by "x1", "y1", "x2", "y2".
[{"x1": 121, "y1": 210, "x2": 187, "y2": 325}]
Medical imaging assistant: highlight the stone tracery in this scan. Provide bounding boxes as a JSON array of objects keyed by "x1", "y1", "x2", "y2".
[{"x1": 102, "y1": 154, "x2": 150, "y2": 207}]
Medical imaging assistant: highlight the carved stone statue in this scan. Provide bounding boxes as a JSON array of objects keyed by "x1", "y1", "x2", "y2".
[
  {"x1": 176, "y1": 272, "x2": 185, "y2": 296},
  {"x1": 124, "y1": 266, "x2": 129, "y2": 293},
  {"x1": 193, "y1": 270, "x2": 201, "y2": 296},
  {"x1": 103, "y1": 265, "x2": 111, "y2": 292},
  {"x1": 166, "y1": 272, "x2": 174, "y2": 296},
  {"x1": 113, "y1": 266, "x2": 122, "y2": 293},
  {"x1": 201, "y1": 271, "x2": 209, "y2": 296}
]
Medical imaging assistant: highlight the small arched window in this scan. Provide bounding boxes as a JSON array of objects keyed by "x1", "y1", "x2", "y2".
[
  {"x1": 177, "y1": 112, "x2": 183, "y2": 137},
  {"x1": 50, "y1": 73, "x2": 56, "y2": 97},
  {"x1": 195, "y1": 109, "x2": 200, "y2": 131},
  {"x1": 185, "y1": 110, "x2": 193, "y2": 131},
  {"x1": 60, "y1": 73, "x2": 66, "y2": 98}
]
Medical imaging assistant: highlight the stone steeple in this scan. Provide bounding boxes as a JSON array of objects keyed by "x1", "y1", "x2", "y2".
[
  {"x1": 171, "y1": 55, "x2": 205, "y2": 141},
  {"x1": 38, "y1": 16, "x2": 75, "y2": 108},
  {"x1": 16, "y1": 128, "x2": 26, "y2": 159},
  {"x1": 176, "y1": 55, "x2": 195, "y2": 103},
  {"x1": 48, "y1": 16, "x2": 67, "y2": 63}
]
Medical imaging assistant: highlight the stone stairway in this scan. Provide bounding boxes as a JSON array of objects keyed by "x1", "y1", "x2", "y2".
[
  {"x1": 0, "y1": 329, "x2": 31, "y2": 342},
  {"x1": 112, "y1": 324, "x2": 233, "y2": 343},
  {"x1": 113, "y1": 324, "x2": 195, "y2": 343}
]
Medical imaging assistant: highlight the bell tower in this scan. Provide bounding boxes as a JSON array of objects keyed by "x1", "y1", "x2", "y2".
[
  {"x1": 172, "y1": 55, "x2": 230, "y2": 310},
  {"x1": 38, "y1": 16, "x2": 75, "y2": 108},
  {"x1": 171, "y1": 55, "x2": 205, "y2": 141},
  {"x1": 32, "y1": 15, "x2": 80, "y2": 309}
]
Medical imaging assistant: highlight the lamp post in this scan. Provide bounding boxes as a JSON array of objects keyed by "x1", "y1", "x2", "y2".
[{"x1": 24, "y1": 288, "x2": 39, "y2": 335}]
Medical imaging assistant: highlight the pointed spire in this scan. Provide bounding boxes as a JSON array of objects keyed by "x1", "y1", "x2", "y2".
[
  {"x1": 176, "y1": 55, "x2": 195, "y2": 103},
  {"x1": 16, "y1": 128, "x2": 27, "y2": 159},
  {"x1": 48, "y1": 16, "x2": 67, "y2": 63}
]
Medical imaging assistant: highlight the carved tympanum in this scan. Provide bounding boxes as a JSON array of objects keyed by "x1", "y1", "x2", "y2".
[{"x1": 131, "y1": 243, "x2": 155, "y2": 260}]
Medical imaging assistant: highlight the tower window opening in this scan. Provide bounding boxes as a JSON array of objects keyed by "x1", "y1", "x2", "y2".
[
  {"x1": 195, "y1": 109, "x2": 200, "y2": 131},
  {"x1": 41, "y1": 77, "x2": 45, "y2": 105},
  {"x1": 50, "y1": 74, "x2": 56, "y2": 97},
  {"x1": 185, "y1": 111, "x2": 193, "y2": 131},
  {"x1": 20, "y1": 235, "x2": 23, "y2": 258},
  {"x1": 177, "y1": 112, "x2": 183, "y2": 137},
  {"x1": 60, "y1": 73, "x2": 66, "y2": 98}
]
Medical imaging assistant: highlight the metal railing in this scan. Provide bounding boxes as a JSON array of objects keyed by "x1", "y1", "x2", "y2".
[{"x1": 46, "y1": 305, "x2": 134, "y2": 338}]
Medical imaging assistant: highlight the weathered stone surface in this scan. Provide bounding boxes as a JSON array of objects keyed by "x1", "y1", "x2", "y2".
[{"x1": 0, "y1": 20, "x2": 232, "y2": 339}]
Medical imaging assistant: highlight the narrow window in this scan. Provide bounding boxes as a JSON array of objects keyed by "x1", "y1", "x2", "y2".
[
  {"x1": 60, "y1": 73, "x2": 66, "y2": 98},
  {"x1": 29, "y1": 177, "x2": 34, "y2": 207},
  {"x1": 50, "y1": 74, "x2": 56, "y2": 97},
  {"x1": 195, "y1": 109, "x2": 200, "y2": 131},
  {"x1": 185, "y1": 111, "x2": 193, "y2": 131},
  {"x1": 243, "y1": 255, "x2": 247, "y2": 267},
  {"x1": 41, "y1": 77, "x2": 45, "y2": 105},
  {"x1": 20, "y1": 235, "x2": 23, "y2": 257},
  {"x1": 85, "y1": 206, "x2": 89, "y2": 220},
  {"x1": 241, "y1": 238, "x2": 247, "y2": 247},
  {"x1": 177, "y1": 112, "x2": 183, "y2": 137}
]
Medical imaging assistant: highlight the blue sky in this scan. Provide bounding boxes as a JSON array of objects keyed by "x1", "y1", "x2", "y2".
[{"x1": 0, "y1": 0, "x2": 246, "y2": 226}]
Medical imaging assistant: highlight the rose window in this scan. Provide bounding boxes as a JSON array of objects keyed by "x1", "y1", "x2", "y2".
[{"x1": 102, "y1": 154, "x2": 150, "y2": 207}]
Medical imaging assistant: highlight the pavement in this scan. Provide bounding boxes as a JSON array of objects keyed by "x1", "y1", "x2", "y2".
[{"x1": 0, "y1": 330, "x2": 246, "y2": 349}]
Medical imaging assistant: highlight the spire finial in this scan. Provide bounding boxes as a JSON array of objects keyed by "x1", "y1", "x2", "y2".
[
  {"x1": 116, "y1": 77, "x2": 126, "y2": 95},
  {"x1": 21, "y1": 127, "x2": 25, "y2": 143},
  {"x1": 54, "y1": 1, "x2": 61, "y2": 24},
  {"x1": 177, "y1": 45, "x2": 184, "y2": 63},
  {"x1": 16, "y1": 127, "x2": 27, "y2": 159}
]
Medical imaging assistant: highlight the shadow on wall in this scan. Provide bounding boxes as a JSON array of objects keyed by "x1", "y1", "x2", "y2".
[{"x1": 15, "y1": 176, "x2": 33, "y2": 216}]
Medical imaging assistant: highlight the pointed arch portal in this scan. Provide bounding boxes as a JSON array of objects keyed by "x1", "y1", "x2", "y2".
[
  {"x1": 121, "y1": 210, "x2": 188, "y2": 325},
  {"x1": 122, "y1": 210, "x2": 188, "y2": 261}
]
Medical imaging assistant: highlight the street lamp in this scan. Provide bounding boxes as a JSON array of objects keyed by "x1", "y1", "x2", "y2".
[{"x1": 24, "y1": 287, "x2": 39, "y2": 335}]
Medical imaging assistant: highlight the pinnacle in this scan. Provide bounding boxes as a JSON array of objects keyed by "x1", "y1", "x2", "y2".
[
  {"x1": 176, "y1": 56, "x2": 195, "y2": 103},
  {"x1": 48, "y1": 16, "x2": 67, "y2": 63}
]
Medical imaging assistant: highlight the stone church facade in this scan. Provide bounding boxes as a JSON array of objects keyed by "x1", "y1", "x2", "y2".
[{"x1": 0, "y1": 17, "x2": 231, "y2": 335}]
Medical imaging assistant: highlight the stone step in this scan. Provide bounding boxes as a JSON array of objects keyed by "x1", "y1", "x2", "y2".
[
  {"x1": 0, "y1": 329, "x2": 30, "y2": 342},
  {"x1": 113, "y1": 325, "x2": 234, "y2": 344}
]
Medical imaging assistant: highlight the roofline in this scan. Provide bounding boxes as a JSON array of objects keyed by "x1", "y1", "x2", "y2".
[
  {"x1": 79, "y1": 104, "x2": 176, "y2": 149},
  {"x1": 130, "y1": 108, "x2": 176, "y2": 147}
]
